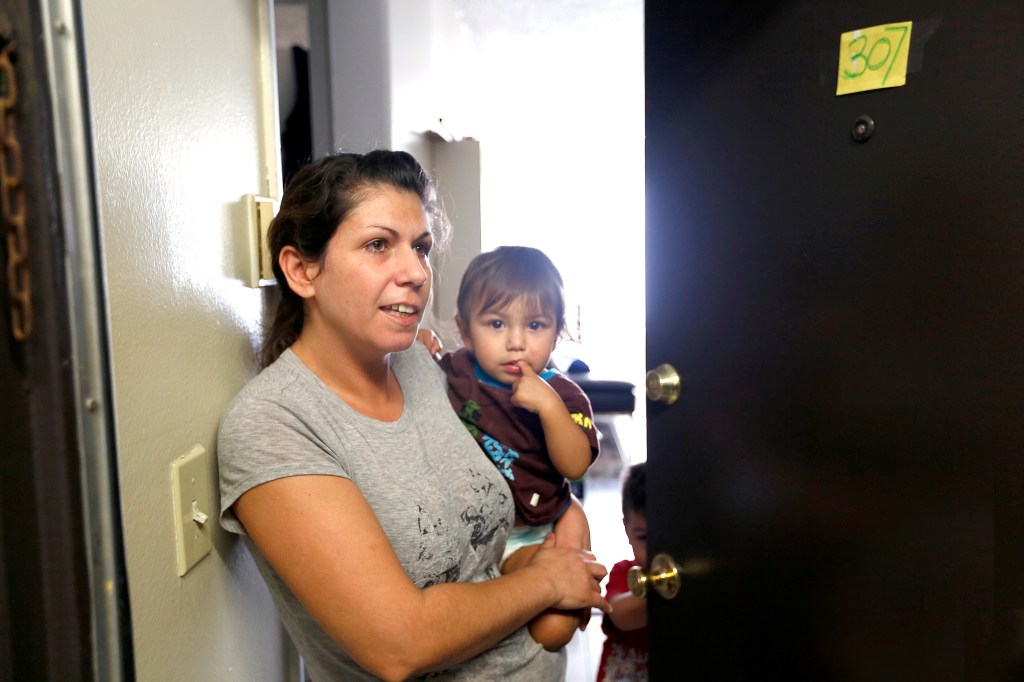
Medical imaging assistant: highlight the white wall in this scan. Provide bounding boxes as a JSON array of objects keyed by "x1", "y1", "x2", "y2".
[
  {"x1": 428, "y1": 139, "x2": 482, "y2": 346},
  {"x1": 386, "y1": 0, "x2": 477, "y2": 153},
  {"x1": 80, "y1": 1, "x2": 286, "y2": 679},
  {"x1": 466, "y1": 2, "x2": 646, "y2": 389},
  {"x1": 307, "y1": 0, "x2": 471, "y2": 156},
  {"x1": 321, "y1": 1, "x2": 392, "y2": 152}
]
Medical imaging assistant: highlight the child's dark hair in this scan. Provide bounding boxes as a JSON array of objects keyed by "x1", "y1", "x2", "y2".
[
  {"x1": 456, "y1": 246, "x2": 567, "y2": 337},
  {"x1": 621, "y1": 461, "x2": 646, "y2": 519},
  {"x1": 259, "y1": 149, "x2": 448, "y2": 368}
]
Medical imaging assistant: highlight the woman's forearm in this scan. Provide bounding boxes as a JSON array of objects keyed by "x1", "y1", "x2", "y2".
[
  {"x1": 345, "y1": 551, "x2": 604, "y2": 680},
  {"x1": 238, "y1": 475, "x2": 607, "y2": 681},
  {"x1": 395, "y1": 565, "x2": 560, "y2": 676}
]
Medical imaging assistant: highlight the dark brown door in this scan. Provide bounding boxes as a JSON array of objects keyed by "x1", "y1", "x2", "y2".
[{"x1": 645, "y1": 2, "x2": 1023, "y2": 680}]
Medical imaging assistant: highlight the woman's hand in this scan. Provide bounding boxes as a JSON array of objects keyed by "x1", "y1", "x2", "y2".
[{"x1": 527, "y1": 534, "x2": 610, "y2": 613}]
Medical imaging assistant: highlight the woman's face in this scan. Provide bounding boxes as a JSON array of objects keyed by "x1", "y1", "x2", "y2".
[{"x1": 304, "y1": 186, "x2": 433, "y2": 359}]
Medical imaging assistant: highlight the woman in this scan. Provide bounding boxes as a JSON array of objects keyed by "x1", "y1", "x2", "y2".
[{"x1": 218, "y1": 150, "x2": 609, "y2": 681}]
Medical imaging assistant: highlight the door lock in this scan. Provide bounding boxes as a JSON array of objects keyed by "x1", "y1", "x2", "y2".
[{"x1": 645, "y1": 363, "x2": 681, "y2": 404}]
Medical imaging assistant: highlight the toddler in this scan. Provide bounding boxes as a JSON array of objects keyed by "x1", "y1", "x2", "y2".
[{"x1": 421, "y1": 245, "x2": 600, "y2": 650}]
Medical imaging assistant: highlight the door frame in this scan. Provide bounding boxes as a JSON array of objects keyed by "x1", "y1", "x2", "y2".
[{"x1": 0, "y1": 0, "x2": 132, "y2": 678}]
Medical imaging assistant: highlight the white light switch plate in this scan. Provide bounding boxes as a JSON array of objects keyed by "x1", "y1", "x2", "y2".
[{"x1": 171, "y1": 444, "x2": 213, "y2": 576}]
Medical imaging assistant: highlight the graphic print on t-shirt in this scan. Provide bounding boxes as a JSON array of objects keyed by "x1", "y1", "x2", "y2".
[
  {"x1": 412, "y1": 457, "x2": 513, "y2": 588},
  {"x1": 458, "y1": 399, "x2": 520, "y2": 480},
  {"x1": 480, "y1": 434, "x2": 519, "y2": 480},
  {"x1": 461, "y1": 465, "x2": 511, "y2": 551},
  {"x1": 457, "y1": 399, "x2": 483, "y2": 434},
  {"x1": 413, "y1": 502, "x2": 461, "y2": 587}
]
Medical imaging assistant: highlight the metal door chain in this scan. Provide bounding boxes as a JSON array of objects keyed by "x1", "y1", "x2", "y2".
[{"x1": 0, "y1": 34, "x2": 30, "y2": 341}]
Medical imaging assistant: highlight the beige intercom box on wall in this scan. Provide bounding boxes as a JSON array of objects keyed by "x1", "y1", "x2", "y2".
[{"x1": 244, "y1": 194, "x2": 278, "y2": 287}]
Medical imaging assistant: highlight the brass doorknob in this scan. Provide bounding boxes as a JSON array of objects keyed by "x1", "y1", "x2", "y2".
[
  {"x1": 627, "y1": 552, "x2": 682, "y2": 599},
  {"x1": 645, "y1": 363, "x2": 681, "y2": 404}
]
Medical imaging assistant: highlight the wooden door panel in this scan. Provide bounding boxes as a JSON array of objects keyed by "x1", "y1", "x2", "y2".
[{"x1": 645, "y1": 1, "x2": 1024, "y2": 679}]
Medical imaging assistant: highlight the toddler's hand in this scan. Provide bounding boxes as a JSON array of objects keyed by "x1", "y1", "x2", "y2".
[
  {"x1": 416, "y1": 328, "x2": 443, "y2": 359},
  {"x1": 510, "y1": 361, "x2": 560, "y2": 414}
]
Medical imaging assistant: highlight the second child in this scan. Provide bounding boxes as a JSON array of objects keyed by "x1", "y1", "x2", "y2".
[{"x1": 597, "y1": 461, "x2": 649, "y2": 681}]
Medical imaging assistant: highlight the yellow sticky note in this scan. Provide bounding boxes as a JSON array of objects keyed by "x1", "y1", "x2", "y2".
[{"x1": 836, "y1": 22, "x2": 913, "y2": 96}]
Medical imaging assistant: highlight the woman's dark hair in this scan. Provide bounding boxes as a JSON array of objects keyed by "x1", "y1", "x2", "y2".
[
  {"x1": 621, "y1": 461, "x2": 646, "y2": 519},
  {"x1": 456, "y1": 246, "x2": 567, "y2": 338},
  {"x1": 259, "y1": 150, "x2": 448, "y2": 367}
]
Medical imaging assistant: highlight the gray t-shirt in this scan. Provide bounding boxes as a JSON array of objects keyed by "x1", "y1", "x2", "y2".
[{"x1": 218, "y1": 343, "x2": 564, "y2": 681}]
